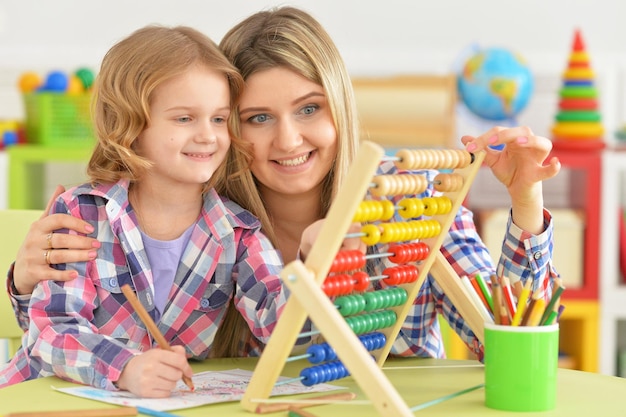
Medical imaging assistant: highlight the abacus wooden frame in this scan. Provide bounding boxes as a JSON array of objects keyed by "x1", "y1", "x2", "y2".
[{"x1": 241, "y1": 141, "x2": 487, "y2": 416}]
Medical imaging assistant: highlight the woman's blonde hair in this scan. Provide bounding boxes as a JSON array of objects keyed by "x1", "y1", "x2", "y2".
[
  {"x1": 87, "y1": 25, "x2": 247, "y2": 195},
  {"x1": 212, "y1": 6, "x2": 361, "y2": 357}
]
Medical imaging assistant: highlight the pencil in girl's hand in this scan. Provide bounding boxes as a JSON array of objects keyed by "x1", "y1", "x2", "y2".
[{"x1": 120, "y1": 284, "x2": 195, "y2": 391}]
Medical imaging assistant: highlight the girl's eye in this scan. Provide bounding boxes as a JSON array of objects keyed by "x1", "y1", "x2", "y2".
[
  {"x1": 248, "y1": 114, "x2": 269, "y2": 124},
  {"x1": 212, "y1": 117, "x2": 226, "y2": 124},
  {"x1": 177, "y1": 116, "x2": 192, "y2": 123},
  {"x1": 301, "y1": 104, "x2": 319, "y2": 115}
]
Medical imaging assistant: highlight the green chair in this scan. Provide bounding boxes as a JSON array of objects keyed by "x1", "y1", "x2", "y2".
[{"x1": 0, "y1": 209, "x2": 43, "y2": 361}]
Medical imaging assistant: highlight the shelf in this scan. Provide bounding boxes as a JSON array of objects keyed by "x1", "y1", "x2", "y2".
[
  {"x1": 7, "y1": 144, "x2": 92, "y2": 209},
  {"x1": 549, "y1": 148, "x2": 601, "y2": 300},
  {"x1": 599, "y1": 148, "x2": 626, "y2": 375}
]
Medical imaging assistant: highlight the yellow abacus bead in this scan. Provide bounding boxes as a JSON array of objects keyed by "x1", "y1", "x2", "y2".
[
  {"x1": 380, "y1": 200, "x2": 395, "y2": 221},
  {"x1": 398, "y1": 198, "x2": 419, "y2": 218},
  {"x1": 372, "y1": 201, "x2": 385, "y2": 221},
  {"x1": 422, "y1": 197, "x2": 438, "y2": 216},
  {"x1": 437, "y1": 196, "x2": 453, "y2": 214},
  {"x1": 361, "y1": 224, "x2": 381, "y2": 245},
  {"x1": 379, "y1": 223, "x2": 396, "y2": 244},
  {"x1": 353, "y1": 202, "x2": 367, "y2": 222}
]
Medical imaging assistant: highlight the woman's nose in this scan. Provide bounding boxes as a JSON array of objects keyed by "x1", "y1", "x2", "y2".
[{"x1": 275, "y1": 119, "x2": 303, "y2": 151}]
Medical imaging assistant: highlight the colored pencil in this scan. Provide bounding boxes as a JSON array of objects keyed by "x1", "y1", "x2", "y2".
[
  {"x1": 541, "y1": 284, "x2": 565, "y2": 325},
  {"x1": 287, "y1": 407, "x2": 320, "y2": 417},
  {"x1": 469, "y1": 275, "x2": 491, "y2": 314},
  {"x1": 474, "y1": 273, "x2": 494, "y2": 314},
  {"x1": 460, "y1": 275, "x2": 493, "y2": 323},
  {"x1": 4, "y1": 408, "x2": 138, "y2": 417},
  {"x1": 490, "y1": 278, "x2": 503, "y2": 325},
  {"x1": 254, "y1": 392, "x2": 356, "y2": 413},
  {"x1": 526, "y1": 298, "x2": 547, "y2": 326},
  {"x1": 136, "y1": 407, "x2": 182, "y2": 417},
  {"x1": 520, "y1": 296, "x2": 537, "y2": 326},
  {"x1": 510, "y1": 280, "x2": 532, "y2": 326},
  {"x1": 500, "y1": 276, "x2": 516, "y2": 320},
  {"x1": 120, "y1": 284, "x2": 195, "y2": 391}
]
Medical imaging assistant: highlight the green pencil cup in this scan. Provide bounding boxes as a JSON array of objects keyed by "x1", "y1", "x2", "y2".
[{"x1": 484, "y1": 322, "x2": 559, "y2": 411}]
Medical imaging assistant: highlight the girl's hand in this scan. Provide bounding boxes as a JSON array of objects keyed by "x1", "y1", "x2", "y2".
[{"x1": 115, "y1": 345, "x2": 193, "y2": 397}]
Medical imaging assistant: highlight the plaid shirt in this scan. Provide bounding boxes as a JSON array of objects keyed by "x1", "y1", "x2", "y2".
[
  {"x1": 1, "y1": 179, "x2": 286, "y2": 389},
  {"x1": 6, "y1": 162, "x2": 557, "y2": 368}
]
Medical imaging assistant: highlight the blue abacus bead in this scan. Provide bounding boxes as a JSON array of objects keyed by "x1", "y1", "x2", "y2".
[
  {"x1": 372, "y1": 332, "x2": 387, "y2": 349},
  {"x1": 300, "y1": 367, "x2": 320, "y2": 387},
  {"x1": 324, "y1": 343, "x2": 337, "y2": 361},
  {"x1": 323, "y1": 363, "x2": 338, "y2": 382},
  {"x1": 306, "y1": 344, "x2": 327, "y2": 364}
]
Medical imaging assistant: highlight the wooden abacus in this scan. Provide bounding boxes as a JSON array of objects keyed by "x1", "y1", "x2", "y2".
[{"x1": 241, "y1": 141, "x2": 488, "y2": 416}]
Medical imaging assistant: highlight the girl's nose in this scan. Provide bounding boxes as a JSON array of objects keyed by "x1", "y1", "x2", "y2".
[{"x1": 195, "y1": 119, "x2": 217, "y2": 143}]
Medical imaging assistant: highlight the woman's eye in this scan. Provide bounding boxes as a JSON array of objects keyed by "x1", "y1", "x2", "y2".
[
  {"x1": 301, "y1": 104, "x2": 319, "y2": 115},
  {"x1": 248, "y1": 114, "x2": 269, "y2": 123},
  {"x1": 213, "y1": 117, "x2": 226, "y2": 124}
]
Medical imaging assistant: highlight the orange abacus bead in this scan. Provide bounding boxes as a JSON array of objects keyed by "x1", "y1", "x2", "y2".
[
  {"x1": 395, "y1": 149, "x2": 473, "y2": 170},
  {"x1": 371, "y1": 175, "x2": 428, "y2": 196},
  {"x1": 433, "y1": 173, "x2": 464, "y2": 192}
]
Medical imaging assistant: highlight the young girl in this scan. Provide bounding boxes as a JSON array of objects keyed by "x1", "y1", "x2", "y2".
[
  {"x1": 7, "y1": 7, "x2": 560, "y2": 362},
  {"x1": 0, "y1": 25, "x2": 297, "y2": 397}
]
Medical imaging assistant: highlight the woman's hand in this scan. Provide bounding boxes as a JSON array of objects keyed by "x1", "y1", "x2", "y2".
[
  {"x1": 461, "y1": 126, "x2": 561, "y2": 234},
  {"x1": 12, "y1": 185, "x2": 101, "y2": 295}
]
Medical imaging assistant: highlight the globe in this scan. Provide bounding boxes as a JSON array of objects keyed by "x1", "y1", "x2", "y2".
[{"x1": 457, "y1": 47, "x2": 533, "y2": 121}]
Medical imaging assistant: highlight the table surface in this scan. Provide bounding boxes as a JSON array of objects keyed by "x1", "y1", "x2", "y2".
[{"x1": 1, "y1": 357, "x2": 625, "y2": 416}]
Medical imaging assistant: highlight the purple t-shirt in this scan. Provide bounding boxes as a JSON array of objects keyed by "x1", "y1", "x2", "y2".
[{"x1": 140, "y1": 224, "x2": 194, "y2": 314}]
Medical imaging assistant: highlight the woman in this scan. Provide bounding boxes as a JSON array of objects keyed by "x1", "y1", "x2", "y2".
[{"x1": 7, "y1": 7, "x2": 560, "y2": 360}]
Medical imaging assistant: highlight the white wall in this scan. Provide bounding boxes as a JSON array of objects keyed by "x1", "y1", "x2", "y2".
[{"x1": 1, "y1": 0, "x2": 625, "y2": 136}]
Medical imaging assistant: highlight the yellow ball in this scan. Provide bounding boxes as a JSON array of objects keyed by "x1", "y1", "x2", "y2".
[
  {"x1": 66, "y1": 75, "x2": 85, "y2": 95},
  {"x1": 18, "y1": 71, "x2": 42, "y2": 93}
]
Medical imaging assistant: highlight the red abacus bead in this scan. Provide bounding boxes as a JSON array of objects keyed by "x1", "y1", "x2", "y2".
[
  {"x1": 330, "y1": 250, "x2": 366, "y2": 272},
  {"x1": 388, "y1": 243, "x2": 409, "y2": 264},
  {"x1": 382, "y1": 266, "x2": 401, "y2": 285},
  {"x1": 352, "y1": 271, "x2": 370, "y2": 292}
]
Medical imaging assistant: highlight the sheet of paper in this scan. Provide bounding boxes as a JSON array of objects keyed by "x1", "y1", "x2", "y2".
[{"x1": 54, "y1": 369, "x2": 344, "y2": 411}]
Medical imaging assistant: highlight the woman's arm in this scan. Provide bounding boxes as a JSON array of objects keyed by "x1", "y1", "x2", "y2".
[{"x1": 9, "y1": 185, "x2": 101, "y2": 296}]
